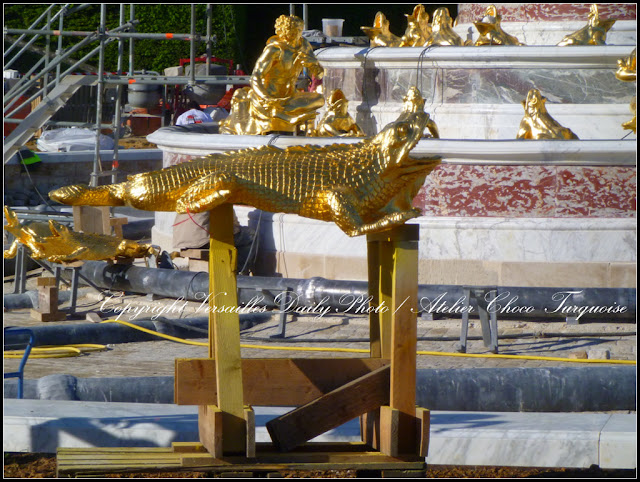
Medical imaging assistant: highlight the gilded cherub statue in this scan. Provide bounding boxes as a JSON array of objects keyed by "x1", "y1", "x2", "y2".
[
  {"x1": 557, "y1": 4, "x2": 616, "y2": 46},
  {"x1": 247, "y1": 15, "x2": 325, "y2": 135},
  {"x1": 361, "y1": 12, "x2": 402, "y2": 47},
  {"x1": 311, "y1": 89, "x2": 365, "y2": 137},
  {"x1": 49, "y1": 89, "x2": 440, "y2": 238},
  {"x1": 516, "y1": 89, "x2": 579, "y2": 140},
  {"x1": 219, "y1": 87, "x2": 264, "y2": 136},
  {"x1": 615, "y1": 48, "x2": 636, "y2": 133},
  {"x1": 474, "y1": 5, "x2": 524, "y2": 46},
  {"x1": 400, "y1": 4, "x2": 432, "y2": 47},
  {"x1": 400, "y1": 86, "x2": 440, "y2": 139},
  {"x1": 3, "y1": 206, "x2": 155, "y2": 263},
  {"x1": 425, "y1": 7, "x2": 464, "y2": 46}
]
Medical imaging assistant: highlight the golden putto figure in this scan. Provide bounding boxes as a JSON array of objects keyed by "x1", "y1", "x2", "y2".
[
  {"x1": 247, "y1": 15, "x2": 325, "y2": 135},
  {"x1": 311, "y1": 89, "x2": 365, "y2": 137},
  {"x1": 557, "y1": 4, "x2": 616, "y2": 46},
  {"x1": 361, "y1": 12, "x2": 402, "y2": 47},
  {"x1": 3, "y1": 206, "x2": 155, "y2": 263},
  {"x1": 400, "y1": 87, "x2": 440, "y2": 139},
  {"x1": 615, "y1": 48, "x2": 636, "y2": 133},
  {"x1": 219, "y1": 87, "x2": 263, "y2": 136},
  {"x1": 426, "y1": 7, "x2": 464, "y2": 46},
  {"x1": 516, "y1": 89, "x2": 579, "y2": 140},
  {"x1": 474, "y1": 5, "x2": 524, "y2": 46},
  {"x1": 49, "y1": 89, "x2": 440, "y2": 237},
  {"x1": 400, "y1": 4, "x2": 432, "y2": 47}
]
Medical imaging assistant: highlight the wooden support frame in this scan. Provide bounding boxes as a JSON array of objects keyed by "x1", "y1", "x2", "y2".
[
  {"x1": 185, "y1": 217, "x2": 428, "y2": 460},
  {"x1": 198, "y1": 205, "x2": 245, "y2": 455},
  {"x1": 362, "y1": 225, "x2": 420, "y2": 455}
]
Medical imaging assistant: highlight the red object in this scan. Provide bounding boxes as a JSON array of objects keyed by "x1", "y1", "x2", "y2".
[
  {"x1": 179, "y1": 56, "x2": 234, "y2": 74},
  {"x1": 4, "y1": 96, "x2": 32, "y2": 137}
]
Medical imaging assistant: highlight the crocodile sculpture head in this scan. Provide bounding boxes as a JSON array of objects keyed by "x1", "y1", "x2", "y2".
[{"x1": 49, "y1": 88, "x2": 440, "y2": 237}]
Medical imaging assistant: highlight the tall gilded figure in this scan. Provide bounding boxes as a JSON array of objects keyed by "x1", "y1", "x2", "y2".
[{"x1": 248, "y1": 15, "x2": 325, "y2": 134}]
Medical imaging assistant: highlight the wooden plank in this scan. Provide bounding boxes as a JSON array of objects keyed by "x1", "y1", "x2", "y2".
[
  {"x1": 415, "y1": 407, "x2": 430, "y2": 458},
  {"x1": 57, "y1": 443, "x2": 424, "y2": 477},
  {"x1": 198, "y1": 404, "x2": 223, "y2": 458},
  {"x1": 176, "y1": 357, "x2": 389, "y2": 406},
  {"x1": 203, "y1": 204, "x2": 245, "y2": 454},
  {"x1": 266, "y1": 365, "x2": 390, "y2": 453},
  {"x1": 379, "y1": 406, "x2": 399, "y2": 457},
  {"x1": 389, "y1": 226, "x2": 419, "y2": 455},
  {"x1": 367, "y1": 238, "x2": 382, "y2": 358},
  {"x1": 360, "y1": 408, "x2": 380, "y2": 450},
  {"x1": 244, "y1": 406, "x2": 256, "y2": 458},
  {"x1": 72, "y1": 205, "x2": 111, "y2": 235}
]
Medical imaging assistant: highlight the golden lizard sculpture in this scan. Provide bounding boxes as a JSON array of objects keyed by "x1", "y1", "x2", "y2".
[
  {"x1": 49, "y1": 88, "x2": 440, "y2": 237},
  {"x1": 3, "y1": 206, "x2": 156, "y2": 263},
  {"x1": 557, "y1": 4, "x2": 616, "y2": 46},
  {"x1": 516, "y1": 89, "x2": 579, "y2": 140},
  {"x1": 474, "y1": 5, "x2": 524, "y2": 46}
]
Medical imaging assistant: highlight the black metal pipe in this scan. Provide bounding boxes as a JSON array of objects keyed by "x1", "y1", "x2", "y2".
[
  {"x1": 5, "y1": 366, "x2": 636, "y2": 412},
  {"x1": 76, "y1": 262, "x2": 636, "y2": 320}
]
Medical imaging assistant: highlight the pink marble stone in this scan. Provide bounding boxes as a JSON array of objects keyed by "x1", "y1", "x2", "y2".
[
  {"x1": 414, "y1": 165, "x2": 637, "y2": 218},
  {"x1": 456, "y1": 3, "x2": 636, "y2": 23},
  {"x1": 163, "y1": 152, "x2": 197, "y2": 168}
]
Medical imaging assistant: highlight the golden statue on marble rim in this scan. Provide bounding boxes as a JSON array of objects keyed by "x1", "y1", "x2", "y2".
[
  {"x1": 474, "y1": 5, "x2": 525, "y2": 46},
  {"x1": 243, "y1": 15, "x2": 324, "y2": 135},
  {"x1": 3, "y1": 206, "x2": 155, "y2": 263},
  {"x1": 49, "y1": 88, "x2": 440, "y2": 238},
  {"x1": 400, "y1": 4, "x2": 432, "y2": 47},
  {"x1": 615, "y1": 48, "x2": 636, "y2": 133},
  {"x1": 426, "y1": 7, "x2": 464, "y2": 46},
  {"x1": 311, "y1": 89, "x2": 365, "y2": 137},
  {"x1": 361, "y1": 12, "x2": 402, "y2": 47},
  {"x1": 516, "y1": 89, "x2": 579, "y2": 140},
  {"x1": 219, "y1": 87, "x2": 263, "y2": 136},
  {"x1": 400, "y1": 87, "x2": 440, "y2": 139},
  {"x1": 557, "y1": 4, "x2": 616, "y2": 46}
]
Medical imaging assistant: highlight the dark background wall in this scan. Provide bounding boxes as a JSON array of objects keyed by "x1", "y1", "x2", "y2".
[{"x1": 234, "y1": 4, "x2": 458, "y2": 72}]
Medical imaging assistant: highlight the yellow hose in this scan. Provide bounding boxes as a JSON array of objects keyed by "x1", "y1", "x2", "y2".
[
  {"x1": 4, "y1": 344, "x2": 108, "y2": 359},
  {"x1": 100, "y1": 319, "x2": 636, "y2": 365}
]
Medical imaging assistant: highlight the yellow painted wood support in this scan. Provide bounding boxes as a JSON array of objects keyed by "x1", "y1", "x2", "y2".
[
  {"x1": 364, "y1": 224, "x2": 419, "y2": 455},
  {"x1": 199, "y1": 204, "x2": 245, "y2": 454}
]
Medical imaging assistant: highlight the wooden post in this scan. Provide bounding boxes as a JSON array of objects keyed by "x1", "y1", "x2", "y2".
[
  {"x1": 363, "y1": 225, "x2": 419, "y2": 455},
  {"x1": 198, "y1": 204, "x2": 246, "y2": 455},
  {"x1": 30, "y1": 276, "x2": 66, "y2": 322}
]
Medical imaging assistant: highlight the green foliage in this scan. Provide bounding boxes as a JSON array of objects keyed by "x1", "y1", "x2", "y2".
[{"x1": 4, "y1": 4, "x2": 241, "y2": 75}]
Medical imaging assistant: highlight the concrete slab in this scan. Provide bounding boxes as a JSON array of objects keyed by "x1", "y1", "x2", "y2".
[{"x1": 3, "y1": 399, "x2": 636, "y2": 469}]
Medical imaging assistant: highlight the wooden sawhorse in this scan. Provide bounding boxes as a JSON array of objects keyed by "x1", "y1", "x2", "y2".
[{"x1": 57, "y1": 204, "x2": 430, "y2": 476}]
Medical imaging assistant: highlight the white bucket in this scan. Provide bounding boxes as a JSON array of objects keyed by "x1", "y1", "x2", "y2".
[{"x1": 322, "y1": 18, "x2": 344, "y2": 37}]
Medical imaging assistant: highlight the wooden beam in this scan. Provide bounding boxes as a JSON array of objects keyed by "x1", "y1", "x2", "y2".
[
  {"x1": 72, "y1": 205, "x2": 111, "y2": 235},
  {"x1": 266, "y1": 365, "x2": 390, "y2": 453},
  {"x1": 198, "y1": 405, "x2": 223, "y2": 458},
  {"x1": 415, "y1": 407, "x2": 430, "y2": 458},
  {"x1": 202, "y1": 204, "x2": 245, "y2": 454},
  {"x1": 244, "y1": 406, "x2": 256, "y2": 458},
  {"x1": 176, "y1": 358, "x2": 389, "y2": 406}
]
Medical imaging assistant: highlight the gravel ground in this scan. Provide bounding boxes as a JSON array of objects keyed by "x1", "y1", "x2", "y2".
[{"x1": 3, "y1": 453, "x2": 637, "y2": 478}]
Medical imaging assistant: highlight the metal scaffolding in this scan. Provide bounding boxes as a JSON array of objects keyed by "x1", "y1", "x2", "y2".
[{"x1": 3, "y1": 4, "x2": 251, "y2": 185}]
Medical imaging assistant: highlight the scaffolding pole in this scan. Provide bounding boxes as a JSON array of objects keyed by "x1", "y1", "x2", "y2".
[{"x1": 3, "y1": 4, "x2": 243, "y2": 184}]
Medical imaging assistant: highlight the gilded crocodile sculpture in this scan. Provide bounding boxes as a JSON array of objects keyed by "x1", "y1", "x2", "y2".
[
  {"x1": 4, "y1": 206, "x2": 156, "y2": 263},
  {"x1": 49, "y1": 89, "x2": 440, "y2": 237}
]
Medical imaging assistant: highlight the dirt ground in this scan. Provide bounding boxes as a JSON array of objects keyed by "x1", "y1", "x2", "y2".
[{"x1": 3, "y1": 453, "x2": 636, "y2": 478}]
